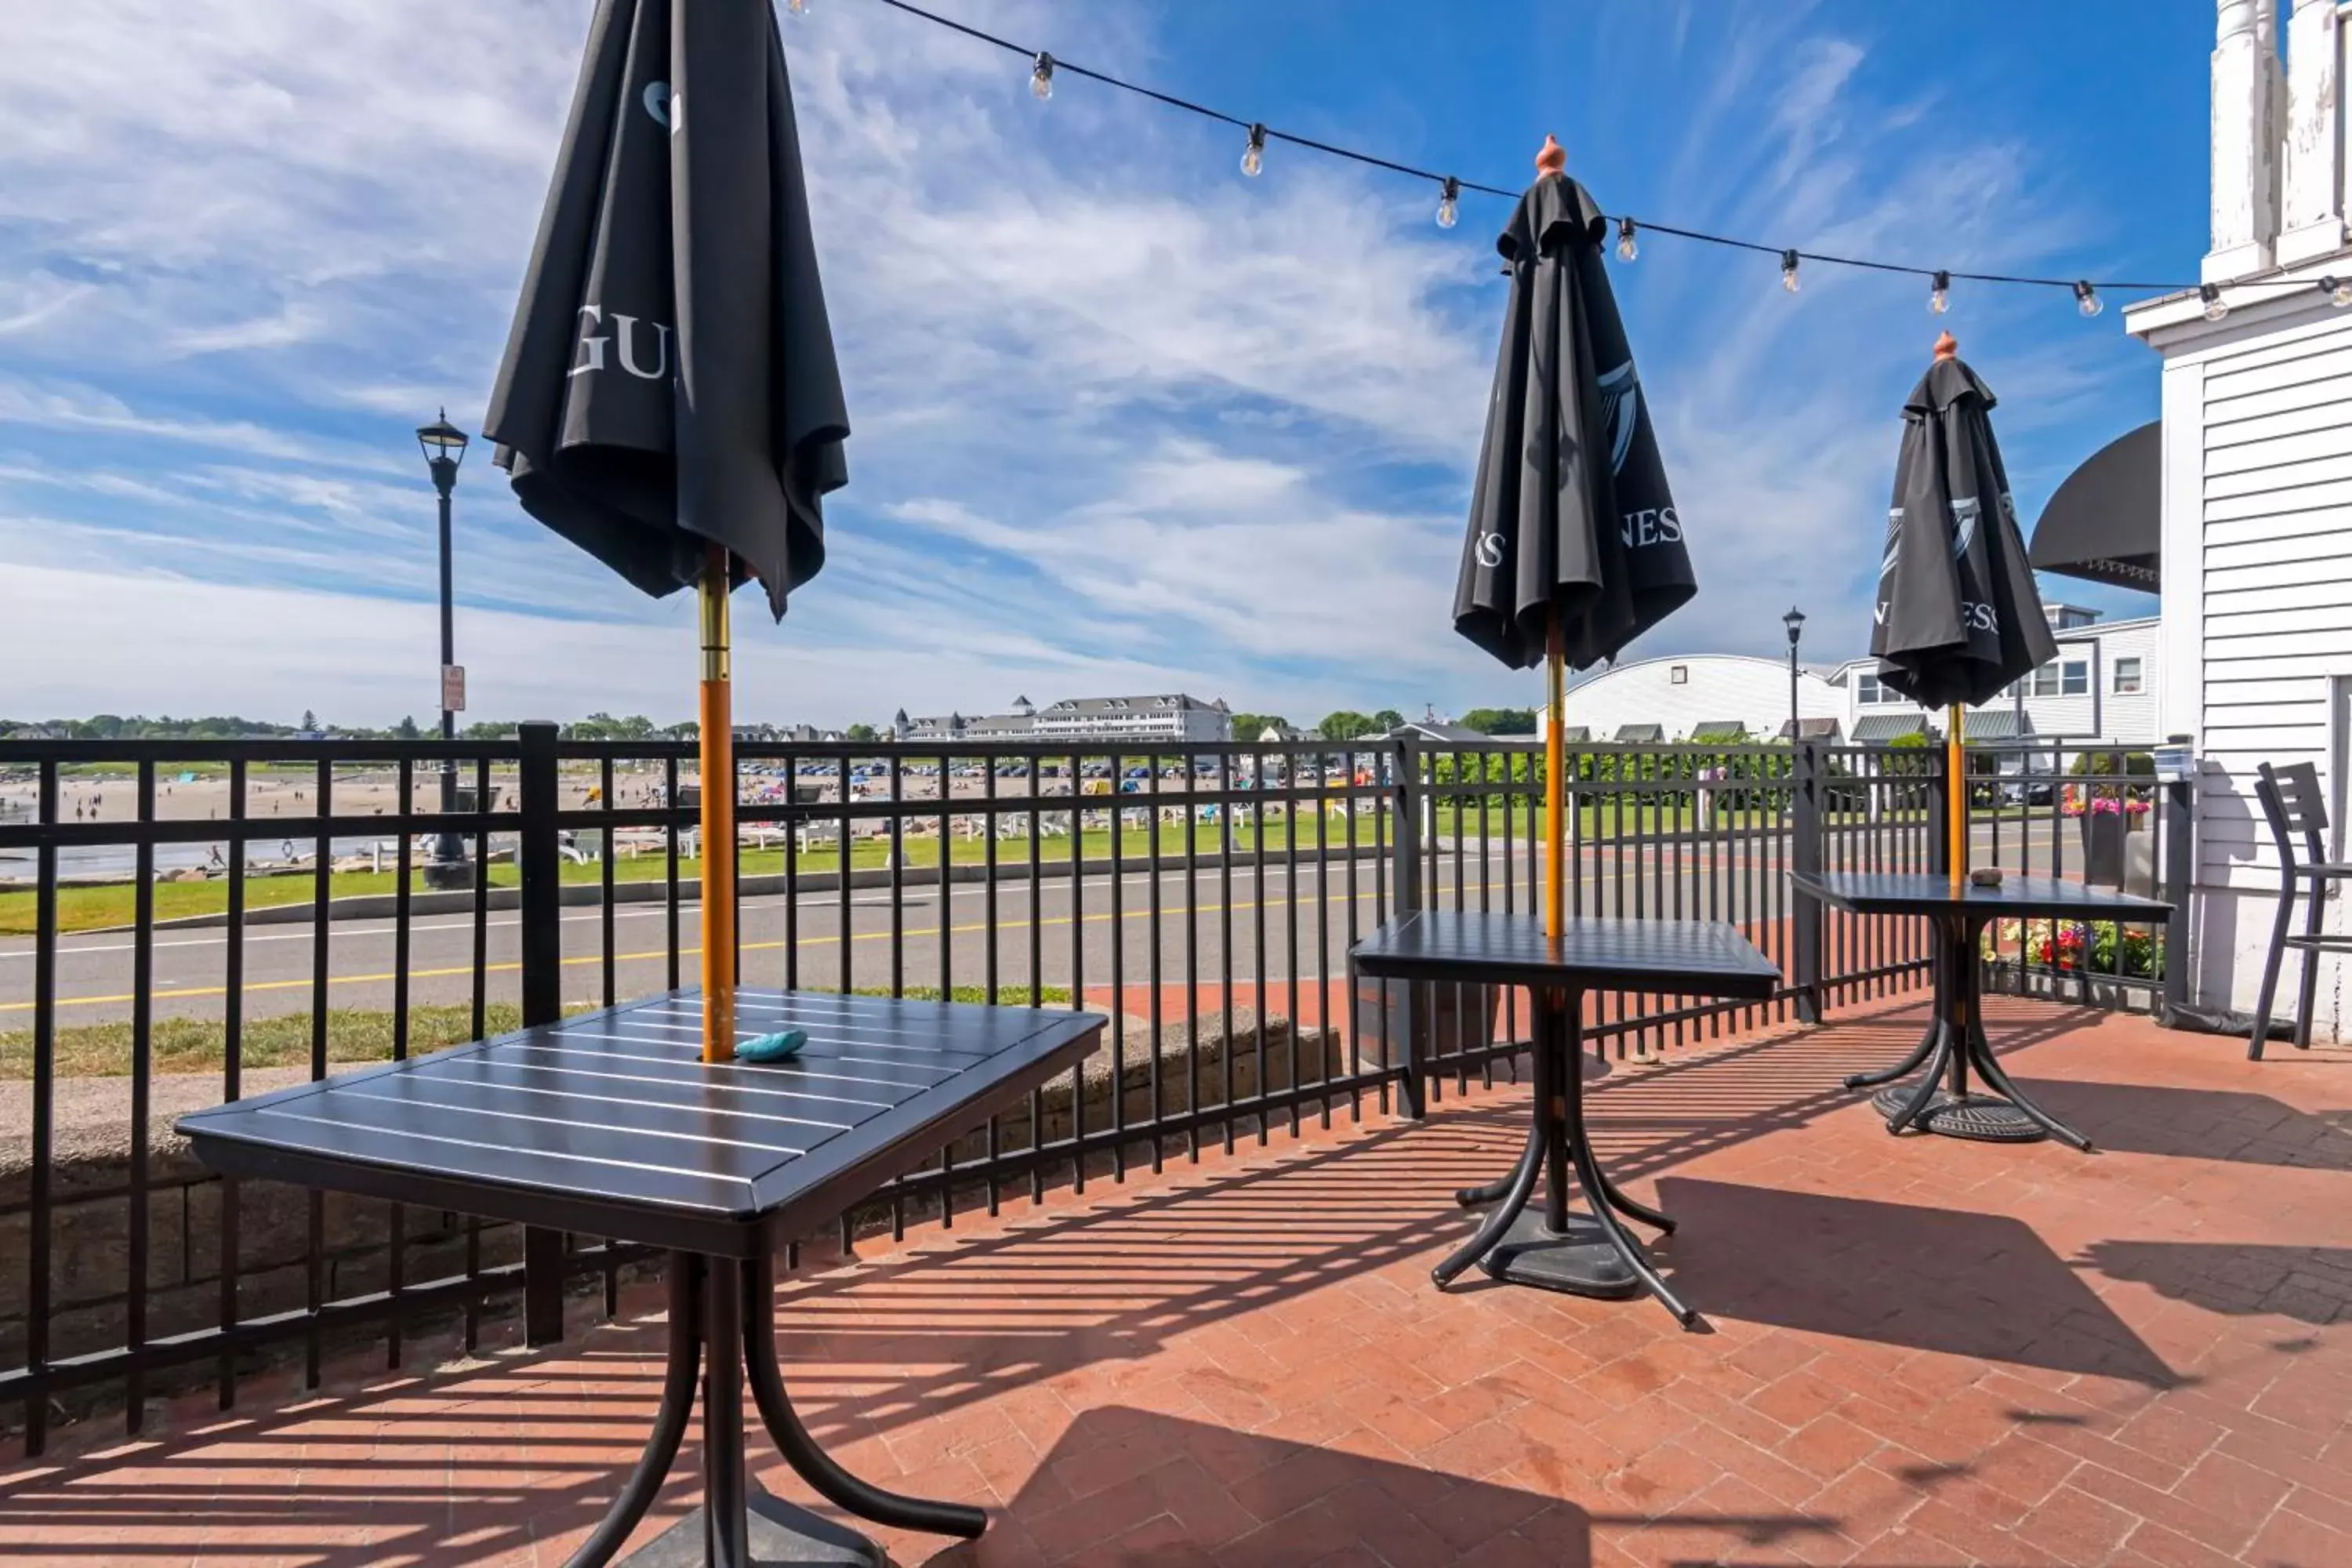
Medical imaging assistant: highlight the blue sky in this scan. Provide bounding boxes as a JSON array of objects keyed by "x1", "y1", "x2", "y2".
[{"x1": 0, "y1": 0, "x2": 2200, "y2": 729}]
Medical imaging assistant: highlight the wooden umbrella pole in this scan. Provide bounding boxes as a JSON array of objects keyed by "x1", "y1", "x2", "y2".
[
  {"x1": 1545, "y1": 605, "x2": 1566, "y2": 938},
  {"x1": 699, "y1": 546, "x2": 737, "y2": 1062},
  {"x1": 1947, "y1": 701, "x2": 1966, "y2": 889}
]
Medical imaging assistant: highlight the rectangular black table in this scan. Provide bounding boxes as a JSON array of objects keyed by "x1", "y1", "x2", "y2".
[
  {"x1": 179, "y1": 987, "x2": 1105, "y2": 1568},
  {"x1": 1796, "y1": 872, "x2": 2171, "y2": 1150},
  {"x1": 1349, "y1": 910, "x2": 1780, "y2": 1327}
]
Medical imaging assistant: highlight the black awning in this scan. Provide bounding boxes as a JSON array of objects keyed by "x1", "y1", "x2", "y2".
[{"x1": 2030, "y1": 420, "x2": 2160, "y2": 592}]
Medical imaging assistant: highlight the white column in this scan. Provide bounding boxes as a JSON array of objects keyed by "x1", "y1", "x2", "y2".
[
  {"x1": 2207, "y1": 0, "x2": 2281, "y2": 280},
  {"x1": 2277, "y1": 0, "x2": 2347, "y2": 264}
]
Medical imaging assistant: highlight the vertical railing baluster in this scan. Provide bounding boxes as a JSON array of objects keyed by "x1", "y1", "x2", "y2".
[
  {"x1": 1067, "y1": 750, "x2": 1085, "y2": 1194},
  {"x1": 601, "y1": 754, "x2": 617, "y2": 1008},
  {"x1": 837, "y1": 750, "x2": 851, "y2": 996},
  {"x1": 890, "y1": 752, "x2": 905, "y2": 1000},
  {"x1": 666, "y1": 754, "x2": 682, "y2": 993},
  {"x1": 1109, "y1": 753, "x2": 1127, "y2": 1178},
  {"x1": 389, "y1": 757, "x2": 413, "y2": 1370},
  {"x1": 1217, "y1": 749, "x2": 1235, "y2": 1145},
  {"x1": 217, "y1": 759, "x2": 248, "y2": 1408},
  {"x1": 303, "y1": 755, "x2": 331, "y2": 1388}
]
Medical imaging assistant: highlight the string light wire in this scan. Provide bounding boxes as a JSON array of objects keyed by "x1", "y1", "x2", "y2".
[{"x1": 860, "y1": 0, "x2": 2342, "y2": 307}]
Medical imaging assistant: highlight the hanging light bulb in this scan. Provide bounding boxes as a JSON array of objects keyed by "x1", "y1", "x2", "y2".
[
  {"x1": 2326, "y1": 277, "x2": 2352, "y2": 309},
  {"x1": 786, "y1": 0, "x2": 806, "y2": 13},
  {"x1": 1435, "y1": 176, "x2": 1460, "y2": 230},
  {"x1": 1780, "y1": 249, "x2": 1801, "y2": 293},
  {"x1": 1929, "y1": 270, "x2": 1951, "y2": 314},
  {"x1": 1616, "y1": 217, "x2": 1639, "y2": 263},
  {"x1": 2200, "y1": 282, "x2": 2228, "y2": 322},
  {"x1": 1240, "y1": 123, "x2": 1266, "y2": 178},
  {"x1": 1030, "y1": 52, "x2": 1054, "y2": 100},
  {"x1": 2074, "y1": 281, "x2": 2103, "y2": 318}
]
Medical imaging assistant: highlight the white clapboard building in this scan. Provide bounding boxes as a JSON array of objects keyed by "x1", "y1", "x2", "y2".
[
  {"x1": 1542, "y1": 654, "x2": 1848, "y2": 745},
  {"x1": 2105, "y1": 0, "x2": 2352, "y2": 1027},
  {"x1": 1538, "y1": 609, "x2": 2161, "y2": 751}
]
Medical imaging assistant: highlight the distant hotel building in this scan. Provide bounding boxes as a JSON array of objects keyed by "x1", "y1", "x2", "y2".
[{"x1": 891, "y1": 694, "x2": 1231, "y2": 745}]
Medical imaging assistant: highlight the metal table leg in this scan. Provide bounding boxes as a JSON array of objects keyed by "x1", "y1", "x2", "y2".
[
  {"x1": 565, "y1": 1255, "x2": 702, "y2": 1568},
  {"x1": 1864, "y1": 916, "x2": 2091, "y2": 1149},
  {"x1": 1431, "y1": 1038, "x2": 1549, "y2": 1287},
  {"x1": 1462, "y1": 990, "x2": 1696, "y2": 1327},
  {"x1": 1835, "y1": 1011, "x2": 1947, "y2": 1100},
  {"x1": 742, "y1": 1254, "x2": 987, "y2": 1539},
  {"x1": 1961, "y1": 1012, "x2": 2094, "y2": 1151},
  {"x1": 606, "y1": 1250, "x2": 966, "y2": 1567}
]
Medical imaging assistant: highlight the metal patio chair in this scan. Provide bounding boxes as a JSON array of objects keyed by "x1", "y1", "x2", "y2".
[{"x1": 2248, "y1": 760, "x2": 2352, "y2": 1059}]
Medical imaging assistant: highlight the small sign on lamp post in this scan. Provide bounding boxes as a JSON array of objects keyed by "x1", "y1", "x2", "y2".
[{"x1": 441, "y1": 664, "x2": 466, "y2": 713}]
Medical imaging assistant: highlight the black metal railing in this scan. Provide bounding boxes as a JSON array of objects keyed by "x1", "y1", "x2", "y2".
[{"x1": 0, "y1": 726, "x2": 2177, "y2": 1449}]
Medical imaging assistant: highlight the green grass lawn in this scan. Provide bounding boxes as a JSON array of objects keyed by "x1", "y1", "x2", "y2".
[
  {"x1": 0, "y1": 985, "x2": 1073, "y2": 1079},
  {"x1": 0, "y1": 814, "x2": 1396, "y2": 935}
]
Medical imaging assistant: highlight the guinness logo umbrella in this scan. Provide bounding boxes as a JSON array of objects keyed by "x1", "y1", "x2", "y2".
[
  {"x1": 1867, "y1": 333, "x2": 2053, "y2": 876},
  {"x1": 483, "y1": 0, "x2": 848, "y2": 1063},
  {"x1": 1454, "y1": 136, "x2": 1695, "y2": 931}
]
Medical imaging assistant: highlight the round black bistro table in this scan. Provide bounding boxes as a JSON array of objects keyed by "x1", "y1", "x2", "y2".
[
  {"x1": 179, "y1": 988, "x2": 1105, "y2": 1568},
  {"x1": 1348, "y1": 909, "x2": 1781, "y2": 1327},
  {"x1": 1795, "y1": 872, "x2": 2172, "y2": 1149}
]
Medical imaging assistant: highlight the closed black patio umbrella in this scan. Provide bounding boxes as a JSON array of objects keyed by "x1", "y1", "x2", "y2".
[
  {"x1": 1868, "y1": 332, "x2": 2053, "y2": 876},
  {"x1": 1454, "y1": 135, "x2": 1694, "y2": 932},
  {"x1": 484, "y1": 0, "x2": 848, "y2": 1066}
]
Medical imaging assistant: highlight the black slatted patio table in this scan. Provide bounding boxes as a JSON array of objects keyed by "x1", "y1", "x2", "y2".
[
  {"x1": 178, "y1": 987, "x2": 1105, "y2": 1568},
  {"x1": 1796, "y1": 872, "x2": 2171, "y2": 1150},
  {"x1": 1349, "y1": 909, "x2": 1780, "y2": 1327}
]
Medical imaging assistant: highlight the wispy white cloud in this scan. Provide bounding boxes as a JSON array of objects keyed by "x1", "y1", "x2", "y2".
[{"x1": 0, "y1": 0, "x2": 2153, "y2": 728}]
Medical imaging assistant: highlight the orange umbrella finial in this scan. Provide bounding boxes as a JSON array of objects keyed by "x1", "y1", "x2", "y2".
[
  {"x1": 1933, "y1": 330, "x2": 1959, "y2": 360},
  {"x1": 1535, "y1": 134, "x2": 1566, "y2": 177}
]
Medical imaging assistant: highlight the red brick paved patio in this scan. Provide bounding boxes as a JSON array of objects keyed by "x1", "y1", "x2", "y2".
[{"x1": 4, "y1": 993, "x2": 2350, "y2": 1566}]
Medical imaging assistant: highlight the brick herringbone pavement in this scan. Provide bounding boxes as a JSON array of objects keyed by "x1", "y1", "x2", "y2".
[{"x1": 4, "y1": 996, "x2": 2348, "y2": 1566}]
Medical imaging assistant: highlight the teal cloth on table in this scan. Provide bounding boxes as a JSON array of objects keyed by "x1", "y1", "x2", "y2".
[{"x1": 736, "y1": 1029, "x2": 808, "y2": 1062}]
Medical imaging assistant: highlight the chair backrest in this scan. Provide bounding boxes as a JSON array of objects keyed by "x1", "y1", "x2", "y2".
[{"x1": 2256, "y1": 760, "x2": 2328, "y2": 871}]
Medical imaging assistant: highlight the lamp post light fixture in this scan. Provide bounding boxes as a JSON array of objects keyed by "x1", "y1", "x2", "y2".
[
  {"x1": 1782, "y1": 606, "x2": 1806, "y2": 742},
  {"x1": 416, "y1": 410, "x2": 472, "y2": 890}
]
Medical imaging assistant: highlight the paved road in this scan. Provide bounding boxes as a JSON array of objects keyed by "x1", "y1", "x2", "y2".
[{"x1": 1, "y1": 823, "x2": 2072, "y2": 1029}]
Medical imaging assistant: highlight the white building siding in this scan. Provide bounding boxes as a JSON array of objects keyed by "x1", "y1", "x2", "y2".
[
  {"x1": 1834, "y1": 617, "x2": 2161, "y2": 746},
  {"x1": 2134, "y1": 297, "x2": 2352, "y2": 1029},
  {"x1": 1543, "y1": 655, "x2": 1843, "y2": 743},
  {"x1": 2194, "y1": 309, "x2": 2352, "y2": 900}
]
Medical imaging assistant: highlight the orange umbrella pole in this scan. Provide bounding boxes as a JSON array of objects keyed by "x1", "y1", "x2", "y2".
[
  {"x1": 1947, "y1": 702, "x2": 1966, "y2": 889},
  {"x1": 1545, "y1": 605, "x2": 1566, "y2": 938},
  {"x1": 699, "y1": 547, "x2": 736, "y2": 1062}
]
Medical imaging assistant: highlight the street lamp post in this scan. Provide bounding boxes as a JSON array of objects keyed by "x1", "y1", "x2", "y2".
[
  {"x1": 417, "y1": 411, "x2": 471, "y2": 890},
  {"x1": 1782, "y1": 606, "x2": 1806, "y2": 740}
]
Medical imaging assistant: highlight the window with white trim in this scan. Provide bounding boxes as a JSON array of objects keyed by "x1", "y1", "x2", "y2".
[{"x1": 2113, "y1": 657, "x2": 2142, "y2": 695}]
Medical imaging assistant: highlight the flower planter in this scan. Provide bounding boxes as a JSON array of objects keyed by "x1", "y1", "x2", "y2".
[{"x1": 2079, "y1": 810, "x2": 2127, "y2": 887}]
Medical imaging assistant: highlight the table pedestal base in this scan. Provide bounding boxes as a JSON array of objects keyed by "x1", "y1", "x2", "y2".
[
  {"x1": 574, "y1": 1251, "x2": 983, "y2": 1568},
  {"x1": 1851, "y1": 916, "x2": 2091, "y2": 1152},
  {"x1": 1478, "y1": 1208, "x2": 1642, "y2": 1298},
  {"x1": 618, "y1": 1486, "x2": 879, "y2": 1567},
  {"x1": 1431, "y1": 989, "x2": 1695, "y2": 1327},
  {"x1": 1867, "y1": 1086, "x2": 2045, "y2": 1143}
]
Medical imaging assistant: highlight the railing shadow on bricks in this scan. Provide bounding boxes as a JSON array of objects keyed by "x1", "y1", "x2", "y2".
[{"x1": 0, "y1": 722, "x2": 2159, "y2": 1451}]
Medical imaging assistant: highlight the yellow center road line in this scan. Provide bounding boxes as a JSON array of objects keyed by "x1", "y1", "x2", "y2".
[{"x1": 4, "y1": 888, "x2": 1392, "y2": 1013}]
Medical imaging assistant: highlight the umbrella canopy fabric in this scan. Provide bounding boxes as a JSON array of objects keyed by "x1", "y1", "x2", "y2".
[
  {"x1": 1454, "y1": 172, "x2": 1693, "y2": 671},
  {"x1": 1868, "y1": 348, "x2": 2054, "y2": 709},
  {"x1": 2029, "y1": 419, "x2": 2160, "y2": 592},
  {"x1": 485, "y1": 0, "x2": 848, "y2": 620}
]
